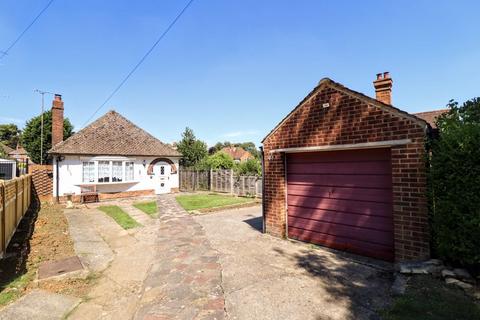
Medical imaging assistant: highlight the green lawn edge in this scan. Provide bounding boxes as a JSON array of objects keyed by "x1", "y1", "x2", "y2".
[
  {"x1": 133, "y1": 201, "x2": 158, "y2": 217},
  {"x1": 175, "y1": 193, "x2": 255, "y2": 211},
  {"x1": 98, "y1": 205, "x2": 141, "y2": 229}
]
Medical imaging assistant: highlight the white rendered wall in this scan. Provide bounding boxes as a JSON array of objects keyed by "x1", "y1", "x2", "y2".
[{"x1": 53, "y1": 155, "x2": 179, "y2": 196}]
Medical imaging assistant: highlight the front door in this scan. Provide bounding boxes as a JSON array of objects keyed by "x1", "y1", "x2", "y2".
[{"x1": 155, "y1": 163, "x2": 171, "y2": 194}]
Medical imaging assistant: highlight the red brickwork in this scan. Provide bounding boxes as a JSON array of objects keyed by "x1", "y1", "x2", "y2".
[
  {"x1": 51, "y1": 94, "x2": 64, "y2": 147},
  {"x1": 262, "y1": 79, "x2": 430, "y2": 262},
  {"x1": 29, "y1": 164, "x2": 53, "y2": 201},
  {"x1": 58, "y1": 189, "x2": 155, "y2": 203}
]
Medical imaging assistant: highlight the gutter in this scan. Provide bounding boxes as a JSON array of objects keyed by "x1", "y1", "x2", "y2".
[{"x1": 260, "y1": 146, "x2": 266, "y2": 233}]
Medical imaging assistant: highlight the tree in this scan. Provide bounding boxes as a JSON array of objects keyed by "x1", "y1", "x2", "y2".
[
  {"x1": 177, "y1": 127, "x2": 208, "y2": 167},
  {"x1": 235, "y1": 158, "x2": 262, "y2": 175},
  {"x1": 22, "y1": 110, "x2": 74, "y2": 164},
  {"x1": 429, "y1": 98, "x2": 480, "y2": 267},
  {"x1": 198, "y1": 151, "x2": 235, "y2": 170},
  {"x1": 0, "y1": 124, "x2": 21, "y2": 149}
]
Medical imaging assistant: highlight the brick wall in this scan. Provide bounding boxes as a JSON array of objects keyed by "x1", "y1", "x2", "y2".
[
  {"x1": 262, "y1": 80, "x2": 429, "y2": 262},
  {"x1": 29, "y1": 164, "x2": 53, "y2": 202}
]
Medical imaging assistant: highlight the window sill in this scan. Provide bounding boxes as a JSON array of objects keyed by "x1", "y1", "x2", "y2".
[{"x1": 75, "y1": 181, "x2": 139, "y2": 186}]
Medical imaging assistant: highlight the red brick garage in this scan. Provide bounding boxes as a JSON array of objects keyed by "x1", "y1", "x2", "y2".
[{"x1": 262, "y1": 74, "x2": 430, "y2": 262}]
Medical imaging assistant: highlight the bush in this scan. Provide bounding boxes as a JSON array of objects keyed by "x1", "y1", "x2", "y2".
[
  {"x1": 197, "y1": 151, "x2": 234, "y2": 170},
  {"x1": 429, "y1": 99, "x2": 480, "y2": 268},
  {"x1": 235, "y1": 158, "x2": 262, "y2": 176}
]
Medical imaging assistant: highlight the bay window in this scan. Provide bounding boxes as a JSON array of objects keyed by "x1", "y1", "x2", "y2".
[
  {"x1": 82, "y1": 162, "x2": 95, "y2": 183},
  {"x1": 82, "y1": 160, "x2": 136, "y2": 184},
  {"x1": 98, "y1": 161, "x2": 110, "y2": 183},
  {"x1": 125, "y1": 162, "x2": 134, "y2": 181},
  {"x1": 112, "y1": 161, "x2": 123, "y2": 182}
]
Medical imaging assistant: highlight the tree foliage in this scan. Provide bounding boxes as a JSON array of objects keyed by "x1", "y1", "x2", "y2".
[
  {"x1": 429, "y1": 98, "x2": 480, "y2": 267},
  {"x1": 21, "y1": 111, "x2": 74, "y2": 164},
  {"x1": 0, "y1": 123, "x2": 21, "y2": 149},
  {"x1": 197, "y1": 151, "x2": 235, "y2": 170},
  {"x1": 177, "y1": 127, "x2": 208, "y2": 167},
  {"x1": 235, "y1": 158, "x2": 262, "y2": 176}
]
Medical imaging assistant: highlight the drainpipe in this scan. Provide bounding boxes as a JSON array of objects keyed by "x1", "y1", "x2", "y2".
[
  {"x1": 55, "y1": 156, "x2": 60, "y2": 203},
  {"x1": 260, "y1": 146, "x2": 266, "y2": 233}
]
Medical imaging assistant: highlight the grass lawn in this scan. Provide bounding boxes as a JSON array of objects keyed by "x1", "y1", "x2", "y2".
[
  {"x1": 133, "y1": 201, "x2": 158, "y2": 217},
  {"x1": 382, "y1": 275, "x2": 480, "y2": 320},
  {"x1": 98, "y1": 205, "x2": 141, "y2": 229},
  {"x1": 176, "y1": 193, "x2": 255, "y2": 211}
]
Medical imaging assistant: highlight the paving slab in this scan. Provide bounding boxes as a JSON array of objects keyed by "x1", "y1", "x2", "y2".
[{"x1": 0, "y1": 290, "x2": 80, "y2": 320}]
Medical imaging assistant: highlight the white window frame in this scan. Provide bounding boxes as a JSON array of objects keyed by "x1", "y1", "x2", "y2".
[
  {"x1": 81, "y1": 158, "x2": 137, "y2": 184},
  {"x1": 82, "y1": 161, "x2": 95, "y2": 183}
]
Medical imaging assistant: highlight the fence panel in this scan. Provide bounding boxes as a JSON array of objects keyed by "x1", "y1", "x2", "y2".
[
  {"x1": 0, "y1": 174, "x2": 32, "y2": 257},
  {"x1": 180, "y1": 167, "x2": 262, "y2": 198}
]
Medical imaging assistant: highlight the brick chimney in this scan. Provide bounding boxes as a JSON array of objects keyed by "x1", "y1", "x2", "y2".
[
  {"x1": 51, "y1": 94, "x2": 64, "y2": 146},
  {"x1": 373, "y1": 72, "x2": 393, "y2": 105}
]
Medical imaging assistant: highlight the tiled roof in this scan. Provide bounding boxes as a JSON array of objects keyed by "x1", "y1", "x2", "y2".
[
  {"x1": 221, "y1": 147, "x2": 252, "y2": 160},
  {"x1": 8, "y1": 145, "x2": 27, "y2": 156},
  {"x1": 49, "y1": 110, "x2": 181, "y2": 157},
  {"x1": 413, "y1": 109, "x2": 448, "y2": 128},
  {"x1": 0, "y1": 143, "x2": 14, "y2": 155}
]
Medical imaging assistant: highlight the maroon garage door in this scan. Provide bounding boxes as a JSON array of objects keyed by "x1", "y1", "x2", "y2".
[{"x1": 286, "y1": 148, "x2": 394, "y2": 261}]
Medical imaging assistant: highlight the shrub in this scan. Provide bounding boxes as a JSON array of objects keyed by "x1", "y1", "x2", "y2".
[
  {"x1": 429, "y1": 99, "x2": 480, "y2": 267},
  {"x1": 235, "y1": 158, "x2": 262, "y2": 176},
  {"x1": 197, "y1": 151, "x2": 234, "y2": 170}
]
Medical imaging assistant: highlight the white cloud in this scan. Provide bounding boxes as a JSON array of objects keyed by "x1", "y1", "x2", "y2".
[{"x1": 222, "y1": 130, "x2": 259, "y2": 138}]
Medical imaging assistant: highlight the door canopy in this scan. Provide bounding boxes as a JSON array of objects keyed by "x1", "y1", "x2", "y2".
[{"x1": 147, "y1": 158, "x2": 177, "y2": 175}]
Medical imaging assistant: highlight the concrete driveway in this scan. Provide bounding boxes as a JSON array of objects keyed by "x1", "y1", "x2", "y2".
[{"x1": 194, "y1": 206, "x2": 393, "y2": 320}]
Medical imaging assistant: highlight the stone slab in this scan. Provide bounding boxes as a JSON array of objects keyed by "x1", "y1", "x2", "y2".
[{"x1": 0, "y1": 290, "x2": 80, "y2": 320}]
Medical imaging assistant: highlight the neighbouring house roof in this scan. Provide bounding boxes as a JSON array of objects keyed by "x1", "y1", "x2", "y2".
[
  {"x1": 262, "y1": 78, "x2": 429, "y2": 143},
  {"x1": 221, "y1": 147, "x2": 253, "y2": 160},
  {"x1": 413, "y1": 109, "x2": 448, "y2": 128},
  {"x1": 49, "y1": 110, "x2": 181, "y2": 157},
  {"x1": 0, "y1": 143, "x2": 14, "y2": 156},
  {"x1": 8, "y1": 145, "x2": 27, "y2": 156}
]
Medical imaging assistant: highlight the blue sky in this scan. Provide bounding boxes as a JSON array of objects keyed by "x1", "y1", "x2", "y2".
[{"x1": 1, "y1": 1, "x2": 479, "y2": 146}]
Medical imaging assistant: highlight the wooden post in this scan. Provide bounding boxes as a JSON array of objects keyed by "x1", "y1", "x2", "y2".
[
  {"x1": 14, "y1": 180, "x2": 18, "y2": 228},
  {"x1": 209, "y1": 169, "x2": 213, "y2": 191},
  {"x1": 230, "y1": 169, "x2": 234, "y2": 195},
  {"x1": 0, "y1": 182, "x2": 5, "y2": 256}
]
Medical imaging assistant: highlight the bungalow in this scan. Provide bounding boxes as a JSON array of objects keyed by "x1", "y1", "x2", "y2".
[{"x1": 49, "y1": 95, "x2": 181, "y2": 202}]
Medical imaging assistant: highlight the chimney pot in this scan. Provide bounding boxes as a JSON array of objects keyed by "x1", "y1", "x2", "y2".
[
  {"x1": 373, "y1": 72, "x2": 393, "y2": 105},
  {"x1": 54, "y1": 94, "x2": 62, "y2": 101}
]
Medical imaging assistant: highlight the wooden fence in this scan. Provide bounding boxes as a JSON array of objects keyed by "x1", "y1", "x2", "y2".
[
  {"x1": 0, "y1": 174, "x2": 32, "y2": 257},
  {"x1": 180, "y1": 168, "x2": 262, "y2": 198}
]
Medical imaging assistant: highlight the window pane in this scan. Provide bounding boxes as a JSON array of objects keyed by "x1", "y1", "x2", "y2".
[
  {"x1": 112, "y1": 161, "x2": 123, "y2": 182},
  {"x1": 82, "y1": 162, "x2": 95, "y2": 183},
  {"x1": 125, "y1": 162, "x2": 134, "y2": 181},
  {"x1": 98, "y1": 161, "x2": 110, "y2": 183}
]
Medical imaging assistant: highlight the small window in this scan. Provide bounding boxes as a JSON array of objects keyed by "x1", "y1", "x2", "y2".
[
  {"x1": 98, "y1": 161, "x2": 110, "y2": 183},
  {"x1": 112, "y1": 161, "x2": 123, "y2": 182},
  {"x1": 125, "y1": 162, "x2": 134, "y2": 181},
  {"x1": 82, "y1": 162, "x2": 95, "y2": 183},
  {"x1": 160, "y1": 166, "x2": 165, "y2": 175}
]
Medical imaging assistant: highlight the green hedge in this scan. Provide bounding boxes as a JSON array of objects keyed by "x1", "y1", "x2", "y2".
[{"x1": 429, "y1": 99, "x2": 480, "y2": 267}]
